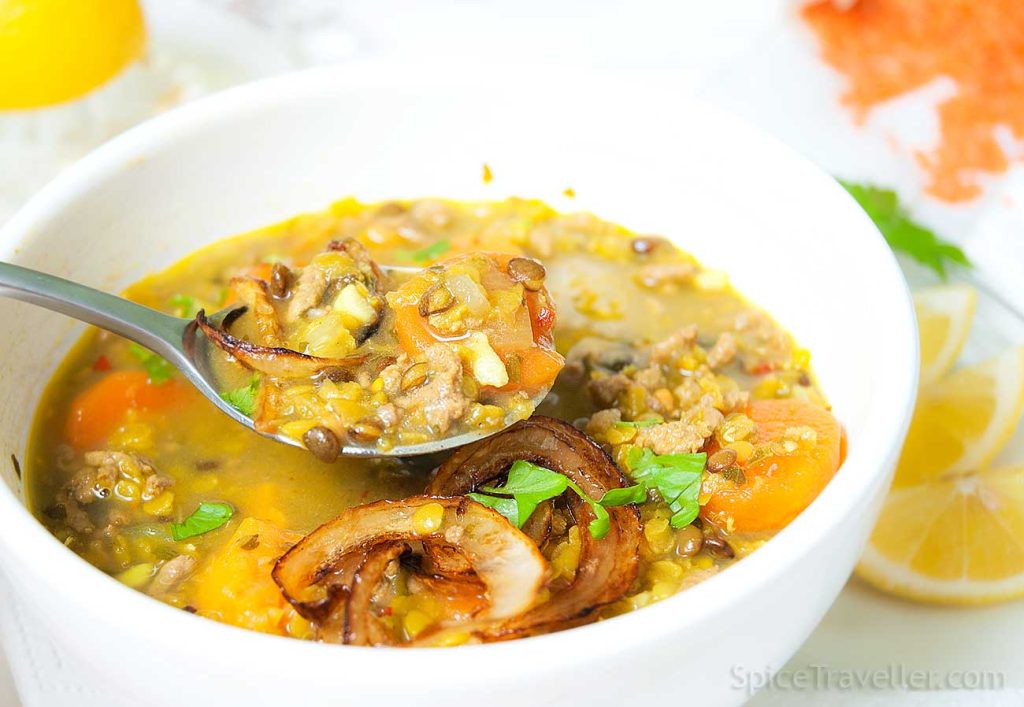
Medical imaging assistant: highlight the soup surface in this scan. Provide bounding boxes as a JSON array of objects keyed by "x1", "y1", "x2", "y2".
[{"x1": 27, "y1": 198, "x2": 842, "y2": 645}]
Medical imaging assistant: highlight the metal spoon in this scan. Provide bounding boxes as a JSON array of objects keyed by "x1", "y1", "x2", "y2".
[{"x1": 0, "y1": 261, "x2": 551, "y2": 458}]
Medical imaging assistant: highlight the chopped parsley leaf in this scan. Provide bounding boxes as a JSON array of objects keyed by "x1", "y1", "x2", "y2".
[
  {"x1": 128, "y1": 343, "x2": 175, "y2": 385},
  {"x1": 220, "y1": 376, "x2": 260, "y2": 417},
  {"x1": 626, "y1": 448, "x2": 706, "y2": 528},
  {"x1": 171, "y1": 501, "x2": 234, "y2": 541},
  {"x1": 395, "y1": 239, "x2": 451, "y2": 263},
  {"x1": 472, "y1": 460, "x2": 628, "y2": 539},
  {"x1": 615, "y1": 419, "x2": 661, "y2": 429},
  {"x1": 168, "y1": 294, "x2": 200, "y2": 318}
]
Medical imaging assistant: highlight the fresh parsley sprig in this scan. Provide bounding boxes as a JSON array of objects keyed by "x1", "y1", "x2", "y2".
[
  {"x1": 625, "y1": 448, "x2": 706, "y2": 528},
  {"x1": 469, "y1": 460, "x2": 614, "y2": 539},
  {"x1": 838, "y1": 180, "x2": 970, "y2": 278}
]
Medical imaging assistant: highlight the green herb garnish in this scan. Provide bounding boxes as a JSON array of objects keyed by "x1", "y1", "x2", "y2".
[
  {"x1": 220, "y1": 375, "x2": 260, "y2": 417},
  {"x1": 615, "y1": 419, "x2": 661, "y2": 429},
  {"x1": 395, "y1": 239, "x2": 451, "y2": 263},
  {"x1": 168, "y1": 293, "x2": 200, "y2": 318},
  {"x1": 626, "y1": 448, "x2": 706, "y2": 528},
  {"x1": 171, "y1": 501, "x2": 234, "y2": 541},
  {"x1": 838, "y1": 180, "x2": 970, "y2": 278},
  {"x1": 471, "y1": 460, "x2": 614, "y2": 539},
  {"x1": 128, "y1": 343, "x2": 175, "y2": 385},
  {"x1": 466, "y1": 493, "x2": 523, "y2": 526},
  {"x1": 598, "y1": 483, "x2": 648, "y2": 506}
]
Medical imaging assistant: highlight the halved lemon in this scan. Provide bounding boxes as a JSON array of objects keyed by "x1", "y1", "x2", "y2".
[
  {"x1": 0, "y1": 0, "x2": 146, "y2": 109},
  {"x1": 857, "y1": 347, "x2": 1024, "y2": 604},
  {"x1": 915, "y1": 284, "x2": 976, "y2": 386},
  {"x1": 893, "y1": 347, "x2": 1024, "y2": 490}
]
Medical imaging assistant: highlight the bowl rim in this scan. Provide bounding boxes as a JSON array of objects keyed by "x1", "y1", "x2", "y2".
[{"x1": 0, "y1": 63, "x2": 918, "y2": 679}]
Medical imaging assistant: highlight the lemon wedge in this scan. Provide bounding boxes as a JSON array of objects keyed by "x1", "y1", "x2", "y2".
[
  {"x1": 859, "y1": 464, "x2": 1024, "y2": 604},
  {"x1": 894, "y1": 348, "x2": 1024, "y2": 490},
  {"x1": 915, "y1": 284, "x2": 976, "y2": 386},
  {"x1": 0, "y1": 0, "x2": 146, "y2": 109},
  {"x1": 857, "y1": 347, "x2": 1024, "y2": 604}
]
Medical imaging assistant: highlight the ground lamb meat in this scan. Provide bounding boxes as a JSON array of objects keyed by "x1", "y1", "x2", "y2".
[
  {"x1": 706, "y1": 332, "x2": 737, "y2": 369},
  {"x1": 723, "y1": 390, "x2": 751, "y2": 413},
  {"x1": 284, "y1": 264, "x2": 328, "y2": 323},
  {"x1": 586, "y1": 408, "x2": 622, "y2": 437},
  {"x1": 143, "y1": 473, "x2": 173, "y2": 500},
  {"x1": 649, "y1": 324, "x2": 698, "y2": 365},
  {"x1": 586, "y1": 372, "x2": 631, "y2": 409},
  {"x1": 632, "y1": 365, "x2": 666, "y2": 391},
  {"x1": 375, "y1": 403, "x2": 400, "y2": 429},
  {"x1": 55, "y1": 487, "x2": 94, "y2": 534},
  {"x1": 733, "y1": 311, "x2": 791, "y2": 373},
  {"x1": 381, "y1": 344, "x2": 469, "y2": 434},
  {"x1": 635, "y1": 404, "x2": 724, "y2": 455},
  {"x1": 73, "y1": 451, "x2": 171, "y2": 504},
  {"x1": 634, "y1": 262, "x2": 697, "y2": 289}
]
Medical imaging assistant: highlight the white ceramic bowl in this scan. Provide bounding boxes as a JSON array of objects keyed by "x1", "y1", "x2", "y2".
[{"x1": 0, "y1": 65, "x2": 917, "y2": 706}]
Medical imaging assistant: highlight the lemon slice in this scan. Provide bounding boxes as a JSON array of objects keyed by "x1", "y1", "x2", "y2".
[
  {"x1": 857, "y1": 347, "x2": 1024, "y2": 604},
  {"x1": 858, "y1": 464, "x2": 1024, "y2": 604},
  {"x1": 0, "y1": 0, "x2": 146, "y2": 109},
  {"x1": 893, "y1": 347, "x2": 1024, "y2": 490},
  {"x1": 915, "y1": 284, "x2": 976, "y2": 386}
]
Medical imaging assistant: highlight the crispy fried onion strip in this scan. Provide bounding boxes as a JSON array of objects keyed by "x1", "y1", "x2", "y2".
[
  {"x1": 196, "y1": 309, "x2": 366, "y2": 379},
  {"x1": 426, "y1": 416, "x2": 642, "y2": 638},
  {"x1": 272, "y1": 496, "x2": 547, "y2": 644}
]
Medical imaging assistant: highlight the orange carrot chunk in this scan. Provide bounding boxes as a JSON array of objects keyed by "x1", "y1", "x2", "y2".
[
  {"x1": 65, "y1": 370, "x2": 188, "y2": 449},
  {"x1": 700, "y1": 398, "x2": 843, "y2": 533}
]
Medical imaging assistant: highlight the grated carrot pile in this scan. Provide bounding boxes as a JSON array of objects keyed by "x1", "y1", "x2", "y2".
[{"x1": 803, "y1": 0, "x2": 1024, "y2": 202}]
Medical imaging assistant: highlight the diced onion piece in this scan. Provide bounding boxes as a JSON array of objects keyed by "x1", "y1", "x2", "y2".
[
  {"x1": 196, "y1": 311, "x2": 366, "y2": 379},
  {"x1": 291, "y1": 312, "x2": 357, "y2": 358},
  {"x1": 333, "y1": 283, "x2": 378, "y2": 329},
  {"x1": 461, "y1": 332, "x2": 509, "y2": 388},
  {"x1": 447, "y1": 274, "x2": 490, "y2": 318},
  {"x1": 486, "y1": 305, "x2": 535, "y2": 353}
]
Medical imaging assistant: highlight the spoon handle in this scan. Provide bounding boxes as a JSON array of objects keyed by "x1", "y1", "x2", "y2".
[{"x1": 0, "y1": 261, "x2": 186, "y2": 359}]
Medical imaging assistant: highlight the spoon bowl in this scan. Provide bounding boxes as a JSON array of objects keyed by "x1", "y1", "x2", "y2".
[{"x1": 0, "y1": 260, "x2": 551, "y2": 458}]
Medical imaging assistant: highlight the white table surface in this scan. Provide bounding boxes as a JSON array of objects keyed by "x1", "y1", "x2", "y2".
[{"x1": 4, "y1": 1, "x2": 1024, "y2": 705}]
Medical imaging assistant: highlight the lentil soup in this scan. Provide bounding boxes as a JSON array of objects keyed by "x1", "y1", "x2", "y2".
[{"x1": 26, "y1": 197, "x2": 842, "y2": 645}]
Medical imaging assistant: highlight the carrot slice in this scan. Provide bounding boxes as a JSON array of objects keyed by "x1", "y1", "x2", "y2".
[
  {"x1": 65, "y1": 370, "x2": 189, "y2": 449},
  {"x1": 700, "y1": 398, "x2": 843, "y2": 533},
  {"x1": 511, "y1": 347, "x2": 565, "y2": 394},
  {"x1": 394, "y1": 303, "x2": 440, "y2": 356}
]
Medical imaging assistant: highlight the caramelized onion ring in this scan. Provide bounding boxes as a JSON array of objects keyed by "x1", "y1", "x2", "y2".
[
  {"x1": 196, "y1": 309, "x2": 366, "y2": 379},
  {"x1": 228, "y1": 277, "x2": 284, "y2": 346},
  {"x1": 341, "y1": 542, "x2": 409, "y2": 646},
  {"x1": 273, "y1": 496, "x2": 548, "y2": 636},
  {"x1": 426, "y1": 416, "x2": 642, "y2": 636}
]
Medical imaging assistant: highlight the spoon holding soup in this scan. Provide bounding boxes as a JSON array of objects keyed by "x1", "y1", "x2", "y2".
[{"x1": 0, "y1": 243, "x2": 562, "y2": 460}]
